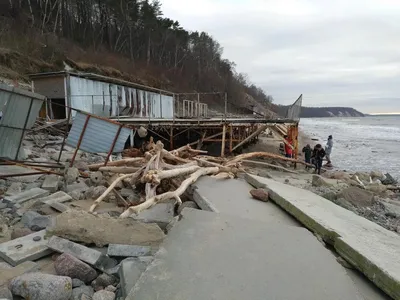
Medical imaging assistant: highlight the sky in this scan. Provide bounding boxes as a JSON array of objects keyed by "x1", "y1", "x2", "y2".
[{"x1": 161, "y1": 0, "x2": 400, "y2": 113}]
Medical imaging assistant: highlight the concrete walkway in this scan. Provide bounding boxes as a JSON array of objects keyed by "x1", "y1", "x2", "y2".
[
  {"x1": 128, "y1": 209, "x2": 364, "y2": 300},
  {"x1": 245, "y1": 174, "x2": 400, "y2": 300}
]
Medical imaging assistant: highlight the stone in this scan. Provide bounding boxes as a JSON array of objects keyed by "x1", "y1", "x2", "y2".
[
  {"x1": 41, "y1": 175, "x2": 60, "y2": 193},
  {"x1": 249, "y1": 188, "x2": 269, "y2": 202},
  {"x1": 67, "y1": 182, "x2": 89, "y2": 193},
  {"x1": 119, "y1": 188, "x2": 135, "y2": 198},
  {"x1": 21, "y1": 211, "x2": 52, "y2": 231},
  {"x1": 127, "y1": 209, "x2": 364, "y2": 300},
  {"x1": 382, "y1": 202, "x2": 400, "y2": 219},
  {"x1": 312, "y1": 175, "x2": 332, "y2": 187},
  {"x1": 120, "y1": 258, "x2": 152, "y2": 298},
  {"x1": 366, "y1": 183, "x2": 387, "y2": 195},
  {"x1": 5, "y1": 182, "x2": 22, "y2": 196},
  {"x1": 91, "y1": 273, "x2": 118, "y2": 290},
  {"x1": 0, "y1": 201, "x2": 7, "y2": 210},
  {"x1": 74, "y1": 161, "x2": 89, "y2": 171},
  {"x1": 48, "y1": 210, "x2": 165, "y2": 247},
  {"x1": 90, "y1": 172, "x2": 103, "y2": 185},
  {"x1": 107, "y1": 244, "x2": 152, "y2": 258},
  {"x1": 245, "y1": 174, "x2": 400, "y2": 300},
  {"x1": 72, "y1": 285, "x2": 95, "y2": 299},
  {"x1": 0, "y1": 261, "x2": 39, "y2": 286},
  {"x1": 93, "y1": 290, "x2": 115, "y2": 300},
  {"x1": 132, "y1": 202, "x2": 175, "y2": 230},
  {"x1": 72, "y1": 278, "x2": 85, "y2": 288},
  {"x1": 105, "y1": 285, "x2": 117, "y2": 292},
  {"x1": 38, "y1": 191, "x2": 72, "y2": 205},
  {"x1": 382, "y1": 173, "x2": 398, "y2": 185},
  {"x1": 0, "y1": 286, "x2": 12, "y2": 300},
  {"x1": 49, "y1": 202, "x2": 70, "y2": 212},
  {"x1": 11, "y1": 228, "x2": 33, "y2": 240},
  {"x1": 3, "y1": 188, "x2": 50, "y2": 205},
  {"x1": 370, "y1": 170, "x2": 385, "y2": 180},
  {"x1": 0, "y1": 166, "x2": 43, "y2": 183},
  {"x1": 55, "y1": 253, "x2": 98, "y2": 283},
  {"x1": 65, "y1": 167, "x2": 80, "y2": 184},
  {"x1": 339, "y1": 187, "x2": 374, "y2": 208},
  {"x1": 10, "y1": 273, "x2": 72, "y2": 300},
  {"x1": 0, "y1": 230, "x2": 52, "y2": 266},
  {"x1": 91, "y1": 186, "x2": 108, "y2": 199},
  {"x1": 48, "y1": 236, "x2": 117, "y2": 272},
  {"x1": 177, "y1": 201, "x2": 199, "y2": 215},
  {"x1": 69, "y1": 190, "x2": 84, "y2": 200}
]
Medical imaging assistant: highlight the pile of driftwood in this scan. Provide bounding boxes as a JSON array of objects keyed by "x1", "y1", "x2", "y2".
[{"x1": 87, "y1": 141, "x2": 310, "y2": 218}]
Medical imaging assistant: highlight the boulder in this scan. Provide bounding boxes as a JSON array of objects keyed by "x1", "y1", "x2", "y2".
[
  {"x1": 65, "y1": 167, "x2": 80, "y2": 184},
  {"x1": 72, "y1": 285, "x2": 95, "y2": 300},
  {"x1": 72, "y1": 278, "x2": 85, "y2": 288},
  {"x1": 312, "y1": 175, "x2": 331, "y2": 187},
  {"x1": 92, "y1": 290, "x2": 115, "y2": 300},
  {"x1": 339, "y1": 187, "x2": 374, "y2": 208},
  {"x1": 21, "y1": 211, "x2": 52, "y2": 231},
  {"x1": 370, "y1": 170, "x2": 385, "y2": 181},
  {"x1": 382, "y1": 173, "x2": 398, "y2": 186},
  {"x1": 11, "y1": 227, "x2": 33, "y2": 240},
  {"x1": 10, "y1": 273, "x2": 72, "y2": 300},
  {"x1": 249, "y1": 189, "x2": 269, "y2": 202},
  {"x1": 55, "y1": 253, "x2": 98, "y2": 283},
  {"x1": 91, "y1": 273, "x2": 118, "y2": 290},
  {"x1": 0, "y1": 286, "x2": 12, "y2": 300},
  {"x1": 90, "y1": 172, "x2": 103, "y2": 185}
]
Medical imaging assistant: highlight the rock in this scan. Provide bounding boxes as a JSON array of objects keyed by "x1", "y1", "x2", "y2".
[
  {"x1": 5, "y1": 182, "x2": 23, "y2": 196},
  {"x1": 312, "y1": 175, "x2": 331, "y2": 187},
  {"x1": 65, "y1": 167, "x2": 80, "y2": 184},
  {"x1": 92, "y1": 186, "x2": 108, "y2": 199},
  {"x1": 47, "y1": 211, "x2": 165, "y2": 247},
  {"x1": 41, "y1": 175, "x2": 60, "y2": 193},
  {"x1": 339, "y1": 187, "x2": 374, "y2": 208},
  {"x1": 249, "y1": 189, "x2": 269, "y2": 202},
  {"x1": 67, "y1": 182, "x2": 89, "y2": 193},
  {"x1": 69, "y1": 190, "x2": 84, "y2": 200},
  {"x1": 75, "y1": 161, "x2": 89, "y2": 171},
  {"x1": 132, "y1": 202, "x2": 175, "y2": 229},
  {"x1": 72, "y1": 285, "x2": 95, "y2": 299},
  {"x1": 354, "y1": 172, "x2": 370, "y2": 184},
  {"x1": 328, "y1": 171, "x2": 350, "y2": 180},
  {"x1": 107, "y1": 244, "x2": 152, "y2": 258},
  {"x1": 120, "y1": 188, "x2": 136, "y2": 198},
  {"x1": 105, "y1": 285, "x2": 117, "y2": 292},
  {"x1": 21, "y1": 211, "x2": 52, "y2": 231},
  {"x1": 284, "y1": 179, "x2": 290, "y2": 184},
  {"x1": 10, "y1": 273, "x2": 72, "y2": 300},
  {"x1": 382, "y1": 173, "x2": 398, "y2": 185},
  {"x1": 322, "y1": 192, "x2": 337, "y2": 202},
  {"x1": 93, "y1": 290, "x2": 115, "y2": 300},
  {"x1": 0, "y1": 286, "x2": 12, "y2": 300},
  {"x1": 72, "y1": 278, "x2": 85, "y2": 288},
  {"x1": 177, "y1": 201, "x2": 199, "y2": 215},
  {"x1": 90, "y1": 172, "x2": 103, "y2": 185},
  {"x1": 11, "y1": 227, "x2": 33, "y2": 240},
  {"x1": 365, "y1": 183, "x2": 387, "y2": 195},
  {"x1": 91, "y1": 273, "x2": 118, "y2": 290},
  {"x1": 55, "y1": 253, "x2": 98, "y2": 283},
  {"x1": 370, "y1": 170, "x2": 385, "y2": 181}
]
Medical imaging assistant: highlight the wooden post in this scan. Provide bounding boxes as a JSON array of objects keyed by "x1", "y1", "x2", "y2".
[
  {"x1": 221, "y1": 124, "x2": 226, "y2": 157},
  {"x1": 170, "y1": 126, "x2": 174, "y2": 150},
  {"x1": 232, "y1": 125, "x2": 268, "y2": 152},
  {"x1": 104, "y1": 125, "x2": 123, "y2": 166},
  {"x1": 229, "y1": 125, "x2": 233, "y2": 153}
]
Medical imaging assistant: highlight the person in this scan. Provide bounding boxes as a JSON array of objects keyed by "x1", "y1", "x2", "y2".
[
  {"x1": 302, "y1": 144, "x2": 312, "y2": 169},
  {"x1": 312, "y1": 144, "x2": 326, "y2": 175},
  {"x1": 325, "y1": 135, "x2": 333, "y2": 166},
  {"x1": 284, "y1": 135, "x2": 293, "y2": 158}
]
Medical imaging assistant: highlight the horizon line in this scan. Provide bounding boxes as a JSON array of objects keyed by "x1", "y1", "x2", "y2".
[{"x1": 368, "y1": 112, "x2": 400, "y2": 115}]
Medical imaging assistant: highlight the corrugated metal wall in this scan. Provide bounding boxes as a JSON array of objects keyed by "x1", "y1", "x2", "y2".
[
  {"x1": 69, "y1": 76, "x2": 173, "y2": 119},
  {"x1": 66, "y1": 112, "x2": 131, "y2": 153},
  {"x1": 0, "y1": 84, "x2": 45, "y2": 159}
]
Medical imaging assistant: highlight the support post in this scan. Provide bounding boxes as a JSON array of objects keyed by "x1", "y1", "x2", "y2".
[
  {"x1": 170, "y1": 126, "x2": 174, "y2": 150},
  {"x1": 229, "y1": 125, "x2": 233, "y2": 153},
  {"x1": 15, "y1": 98, "x2": 34, "y2": 160},
  {"x1": 221, "y1": 124, "x2": 226, "y2": 157},
  {"x1": 232, "y1": 125, "x2": 268, "y2": 152},
  {"x1": 70, "y1": 115, "x2": 90, "y2": 167},
  {"x1": 224, "y1": 92, "x2": 227, "y2": 121},
  {"x1": 104, "y1": 125, "x2": 123, "y2": 166},
  {"x1": 172, "y1": 94, "x2": 176, "y2": 123},
  {"x1": 160, "y1": 92, "x2": 162, "y2": 119},
  {"x1": 57, "y1": 107, "x2": 72, "y2": 163},
  {"x1": 197, "y1": 93, "x2": 200, "y2": 124}
]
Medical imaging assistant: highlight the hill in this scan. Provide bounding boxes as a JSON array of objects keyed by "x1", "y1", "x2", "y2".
[
  {"x1": 273, "y1": 105, "x2": 364, "y2": 118},
  {"x1": 0, "y1": 0, "x2": 274, "y2": 116}
]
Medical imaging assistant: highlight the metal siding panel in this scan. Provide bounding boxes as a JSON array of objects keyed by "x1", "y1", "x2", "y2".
[
  {"x1": 32, "y1": 76, "x2": 65, "y2": 99},
  {"x1": 161, "y1": 95, "x2": 173, "y2": 118},
  {"x1": 66, "y1": 112, "x2": 130, "y2": 153}
]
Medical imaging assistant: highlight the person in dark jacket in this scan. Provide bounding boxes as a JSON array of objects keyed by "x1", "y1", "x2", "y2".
[
  {"x1": 302, "y1": 144, "x2": 312, "y2": 169},
  {"x1": 312, "y1": 144, "x2": 326, "y2": 175}
]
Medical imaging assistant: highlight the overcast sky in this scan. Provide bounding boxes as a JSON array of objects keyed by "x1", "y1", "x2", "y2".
[{"x1": 161, "y1": 0, "x2": 400, "y2": 113}]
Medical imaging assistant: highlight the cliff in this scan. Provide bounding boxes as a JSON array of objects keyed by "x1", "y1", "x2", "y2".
[{"x1": 273, "y1": 105, "x2": 364, "y2": 118}]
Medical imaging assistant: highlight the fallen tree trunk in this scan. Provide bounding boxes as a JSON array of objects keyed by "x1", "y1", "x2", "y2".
[
  {"x1": 242, "y1": 160, "x2": 300, "y2": 174},
  {"x1": 89, "y1": 158, "x2": 144, "y2": 171},
  {"x1": 98, "y1": 166, "x2": 141, "y2": 173}
]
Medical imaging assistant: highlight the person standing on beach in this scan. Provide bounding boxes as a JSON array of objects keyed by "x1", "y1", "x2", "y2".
[
  {"x1": 325, "y1": 135, "x2": 333, "y2": 166},
  {"x1": 284, "y1": 135, "x2": 293, "y2": 158},
  {"x1": 302, "y1": 144, "x2": 312, "y2": 169},
  {"x1": 312, "y1": 144, "x2": 326, "y2": 175}
]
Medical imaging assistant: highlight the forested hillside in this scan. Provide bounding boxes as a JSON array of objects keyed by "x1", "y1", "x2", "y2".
[
  {"x1": 273, "y1": 105, "x2": 364, "y2": 118},
  {"x1": 0, "y1": 0, "x2": 274, "y2": 113}
]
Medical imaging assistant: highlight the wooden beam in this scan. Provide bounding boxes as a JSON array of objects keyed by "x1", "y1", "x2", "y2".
[
  {"x1": 232, "y1": 125, "x2": 268, "y2": 152},
  {"x1": 229, "y1": 125, "x2": 233, "y2": 152},
  {"x1": 242, "y1": 159, "x2": 299, "y2": 174},
  {"x1": 221, "y1": 124, "x2": 226, "y2": 157}
]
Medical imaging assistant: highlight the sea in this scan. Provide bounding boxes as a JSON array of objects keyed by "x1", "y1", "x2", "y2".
[{"x1": 300, "y1": 116, "x2": 400, "y2": 180}]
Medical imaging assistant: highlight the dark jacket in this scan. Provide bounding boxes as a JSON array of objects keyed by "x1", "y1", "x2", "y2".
[
  {"x1": 312, "y1": 148, "x2": 326, "y2": 160},
  {"x1": 302, "y1": 146, "x2": 312, "y2": 160}
]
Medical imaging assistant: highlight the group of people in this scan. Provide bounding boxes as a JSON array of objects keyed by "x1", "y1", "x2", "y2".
[
  {"x1": 282, "y1": 134, "x2": 333, "y2": 175},
  {"x1": 302, "y1": 135, "x2": 333, "y2": 174}
]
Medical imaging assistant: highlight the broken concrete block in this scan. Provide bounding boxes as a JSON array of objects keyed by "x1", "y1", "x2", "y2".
[
  {"x1": 177, "y1": 201, "x2": 199, "y2": 215},
  {"x1": 21, "y1": 211, "x2": 52, "y2": 231},
  {"x1": 0, "y1": 261, "x2": 39, "y2": 286},
  {"x1": 0, "y1": 230, "x2": 52, "y2": 266},
  {"x1": 65, "y1": 167, "x2": 80, "y2": 184},
  {"x1": 132, "y1": 202, "x2": 175, "y2": 229},
  {"x1": 5, "y1": 182, "x2": 23, "y2": 196},
  {"x1": 107, "y1": 244, "x2": 152, "y2": 258},
  {"x1": 4, "y1": 188, "x2": 50, "y2": 205},
  {"x1": 66, "y1": 182, "x2": 89, "y2": 193},
  {"x1": 39, "y1": 191, "x2": 72, "y2": 205},
  {"x1": 55, "y1": 253, "x2": 98, "y2": 283},
  {"x1": 41, "y1": 175, "x2": 60, "y2": 193},
  {"x1": 49, "y1": 202, "x2": 70, "y2": 213},
  {"x1": 10, "y1": 273, "x2": 72, "y2": 300},
  {"x1": 120, "y1": 257, "x2": 153, "y2": 298},
  {"x1": 48, "y1": 210, "x2": 165, "y2": 247},
  {"x1": 48, "y1": 236, "x2": 116, "y2": 272}
]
